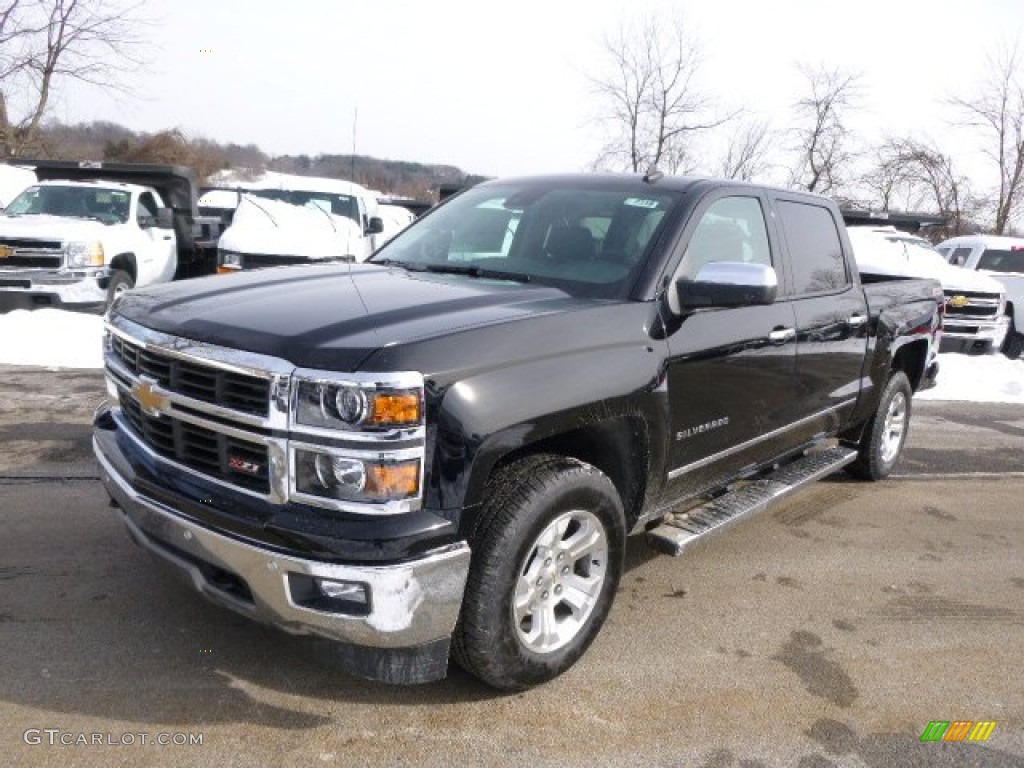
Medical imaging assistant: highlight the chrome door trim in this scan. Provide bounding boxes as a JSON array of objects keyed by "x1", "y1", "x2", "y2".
[{"x1": 667, "y1": 399, "x2": 856, "y2": 480}]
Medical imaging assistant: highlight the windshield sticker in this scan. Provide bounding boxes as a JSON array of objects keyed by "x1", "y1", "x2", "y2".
[{"x1": 624, "y1": 197, "x2": 660, "y2": 209}]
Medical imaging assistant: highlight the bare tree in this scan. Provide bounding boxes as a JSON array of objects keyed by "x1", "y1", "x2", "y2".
[
  {"x1": 790, "y1": 64, "x2": 861, "y2": 194},
  {"x1": 859, "y1": 136, "x2": 978, "y2": 237},
  {"x1": 0, "y1": 0, "x2": 144, "y2": 157},
  {"x1": 718, "y1": 118, "x2": 772, "y2": 181},
  {"x1": 593, "y1": 11, "x2": 732, "y2": 173},
  {"x1": 950, "y1": 42, "x2": 1024, "y2": 234}
]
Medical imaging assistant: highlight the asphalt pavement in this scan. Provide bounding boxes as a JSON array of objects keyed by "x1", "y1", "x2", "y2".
[{"x1": 1, "y1": 367, "x2": 1022, "y2": 767}]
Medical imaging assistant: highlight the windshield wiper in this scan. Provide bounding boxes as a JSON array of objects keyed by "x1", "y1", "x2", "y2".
[{"x1": 419, "y1": 263, "x2": 532, "y2": 283}]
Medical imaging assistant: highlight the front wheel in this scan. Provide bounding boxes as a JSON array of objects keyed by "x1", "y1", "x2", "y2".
[
  {"x1": 105, "y1": 270, "x2": 134, "y2": 309},
  {"x1": 1003, "y1": 323, "x2": 1024, "y2": 360},
  {"x1": 846, "y1": 371, "x2": 913, "y2": 480},
  {"x1": 453, "y1": 455, "x2": 625, "y2": 691}
]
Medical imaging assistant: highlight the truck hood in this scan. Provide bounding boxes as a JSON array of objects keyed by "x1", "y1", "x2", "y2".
[
  {"x1": 941, "y1": 264, "x2": 1006, "y2": 295},
  {"x1": 113, "y1": 263, "x2": 594, "y2": 371},
  {"x1": 0, "y1": 213, "x2": 106, "y2": 242}
]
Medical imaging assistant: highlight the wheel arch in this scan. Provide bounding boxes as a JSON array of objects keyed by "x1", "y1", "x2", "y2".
[
  {"x1": 109, "y1": 252, "x2": 137, "y2": 283},
  {"x1": 456, "y1": 413, "x2": 657, "y2": 539}
]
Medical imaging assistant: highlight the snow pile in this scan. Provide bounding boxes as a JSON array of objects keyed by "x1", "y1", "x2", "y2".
[
  {"x1": 918, "y1": 353, "x2": 1024, "y2": 404},
  {"x1": 0, "y1": 309, "x2": 104, "y2": 368}
]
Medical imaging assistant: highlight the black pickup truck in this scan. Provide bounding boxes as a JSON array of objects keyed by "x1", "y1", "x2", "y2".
[{"x1": 92, "y1": 175, "x2": 942, "y2": 690}]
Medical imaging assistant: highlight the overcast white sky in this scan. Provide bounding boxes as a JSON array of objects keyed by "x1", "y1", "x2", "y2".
[{"x1": 50, "y1": 0, "x2": 1024, "y2": 184}]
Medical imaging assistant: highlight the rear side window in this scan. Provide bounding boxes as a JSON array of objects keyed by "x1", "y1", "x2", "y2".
[
  {"x1": 977, "y1": 248, "x2": 1024, "y2": 273},
  {"x1": 949, "y1": 247, "x2": 973, "y2": 267},
  {"x1": 776, "y1": 201, "x2": 849, "y2": 295}
]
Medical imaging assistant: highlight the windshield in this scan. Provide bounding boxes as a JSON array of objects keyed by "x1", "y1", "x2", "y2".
[
  {"x1": 978, "y1": 248, "x2": 1024, "y2": 274},
  {"x1": 370, "y1": 183, "x2": 681, "y2": 298},
  {"x1": 244, "y1": 188, "x2": 359, "y2": 224},
  {"x1": 4, "y1": 185, "x2": 130, "y2": 224}
]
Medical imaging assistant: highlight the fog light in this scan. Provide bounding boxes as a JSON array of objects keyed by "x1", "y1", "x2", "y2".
[{"x1": 316, "y1": 579, "x2": 368, "y2": 605}]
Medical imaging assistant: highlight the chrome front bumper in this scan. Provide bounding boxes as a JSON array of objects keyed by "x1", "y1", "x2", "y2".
[
  {"x1": 0, "y1": 267, "x2": 109, "y2": 306},
  {"x1": 94, "y1": 435, "x2": 471, "y2": 654},
  {"x1": 942, "y1": 315, "x2": 1010, "y2": 346}
]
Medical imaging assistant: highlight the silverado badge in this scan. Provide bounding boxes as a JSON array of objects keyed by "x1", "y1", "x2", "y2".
[
  {"x1": 132, "y1": 378, "x2": 169, "y2": 418},
  {"x1": 948, "y1": 295, "x2": 970, "y2": 308}
]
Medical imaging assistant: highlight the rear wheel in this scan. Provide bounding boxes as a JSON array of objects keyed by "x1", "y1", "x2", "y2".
[
  {"x1": 846, "y1": 371, "x2": 913, "y2": 481},
  {"x1": 453, "y1": 454, "x2": 625, "y2": 691}
]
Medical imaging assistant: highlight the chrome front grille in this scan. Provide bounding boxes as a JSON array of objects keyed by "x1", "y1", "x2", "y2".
[
  {"x1": 111, "y1": 334, "x2": 270, "y2": 416},
  {"x1": 943, "y1": 291, "x2": 1001, "y2": 319},
  {"x1": 0, "y1": 237, "x2": 64, "y2": 269},
  {"x1": 120, "y1": 395, "x2": 271, "y2": 493},
  {"x1": 103, "y1": 314, "x2": 425, "y2": 515}
]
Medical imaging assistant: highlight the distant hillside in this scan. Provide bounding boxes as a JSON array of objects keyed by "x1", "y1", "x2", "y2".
[{"x1": 27, "y1": 121, "x2": 485, "y2": 201}]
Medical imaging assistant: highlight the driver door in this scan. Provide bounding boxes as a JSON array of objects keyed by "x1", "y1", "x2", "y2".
[
  {"x1": 136, "y1": 191, "x2": 176, "y2": 285},
  {"x1": 661, "y1": 192, "x2": 801, "y2": 501}
]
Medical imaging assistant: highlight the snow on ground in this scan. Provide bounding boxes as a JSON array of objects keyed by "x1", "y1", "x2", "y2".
[
  {"x1": 0, "y1": 309, "x2": 104, "y2": 369},
  {"x1": 917, "y1": 353, "x2": 1024, "y2": 404},
  {"x1": 1, "y1": 309, "x2": 1023, "y2": 406}
]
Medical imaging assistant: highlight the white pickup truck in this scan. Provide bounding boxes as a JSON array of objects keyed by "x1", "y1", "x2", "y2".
[
  {"x1": 848, "y1": 226, "x2": 1010, "y2": 355},
  {"x1": 0, "y1": 161, "x2": 220, "y2": 311},
  {"x1": 936, "y1": 235, "x2": 1024, "y2": 359},
  {"x1": 210, "y1": 172, "x2": 388, "y2": 272}
]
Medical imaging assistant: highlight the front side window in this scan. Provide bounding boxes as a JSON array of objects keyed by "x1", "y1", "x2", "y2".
[
  {"x1": 977, "y1": 248, "x2": 1024, "y2": 273},
  {"x1": 777, "y1": 200, "x2": 849, "y2": 295},
  {"x1": 677, "y1": 196, "x2": 771, "y2": 280},
  {"x1": 137, "y1": 192, "x2": 158, "y2": 225},
  {"x1": 371, "y1": 184, "x2": 682, "y2": 298}
]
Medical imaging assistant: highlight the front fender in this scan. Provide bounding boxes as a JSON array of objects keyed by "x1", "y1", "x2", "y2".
[{"x1": 424, "y1": 342, "x2": 670, "y2": 521}]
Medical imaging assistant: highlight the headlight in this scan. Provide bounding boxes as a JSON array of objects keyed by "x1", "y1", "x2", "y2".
[
  {"x1": 295, "y1": 379, "x2": 423, "y2": 431},
  {"x1": 218, "y1": 249, "x2": 242, "y2": 271},
  {"x1": 294, "y1": 449, "x2": 420, "y2": 505},
  {"x1": 66, "y1": 241, "x2": 104, "y2": 267}
]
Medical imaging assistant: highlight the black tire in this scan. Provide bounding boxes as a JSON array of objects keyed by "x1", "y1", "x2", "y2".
[
  {"x1": 105, "y1": 270, "x2": 134, "y2": 309},
  {"x1": 1003, "y1": 327, "x2": 1024, "y2": 360},
  {"x1": 452, "y1": 454, "x2": 625, "y2": 691},
  {"x1": 846, "y1": 371, "x2": 913, "y2": 481}
]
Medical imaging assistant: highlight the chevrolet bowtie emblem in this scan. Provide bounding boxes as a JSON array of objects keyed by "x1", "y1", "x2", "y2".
[
  {"x1": 0, "y1": 245, "x2": 11, "y2": 259},
  {"x1": 948, "y1": 295, "x2": 970, "y2": 308},
  {"x1": 132, "y1": 378, "x2": 169, "y2": 417}
]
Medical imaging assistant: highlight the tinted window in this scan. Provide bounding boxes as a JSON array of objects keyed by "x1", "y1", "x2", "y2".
[
  {"x1": 949, "y1": 247, "x2": 972, "y2": 267},
  {"x1": 678, "y1": 196, "x2": 771, "y2": 279},
  {"x1": 777, "y1": 201, "x2": 848, "y2": 294},
  {"x1": 978, "y1": 248, "x2": 1024, "y2": 273}
]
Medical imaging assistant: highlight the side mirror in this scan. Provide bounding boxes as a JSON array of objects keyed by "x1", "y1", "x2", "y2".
[
  {"x1": 154, "y1": 207, "x2": 175, "y2": 229},
  {"x1": 675, "y1": 262, "x2": 778, "y2": 312},
  {"x1": 365, "y1": 216, "x2": 384, "y2": 235}
]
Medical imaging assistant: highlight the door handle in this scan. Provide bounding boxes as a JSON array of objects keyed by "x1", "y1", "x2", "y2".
[
  {"x1": 848, "y1": 314, "x2": 867, "y2": 328},
  {"x1": 768, "y1": 327, "x2": 796, "y2": 344}
]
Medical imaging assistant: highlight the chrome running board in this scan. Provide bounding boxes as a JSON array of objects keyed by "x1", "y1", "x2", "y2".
[{"x1": 647, "y1": 447, "x2": 858, "y2": 557}]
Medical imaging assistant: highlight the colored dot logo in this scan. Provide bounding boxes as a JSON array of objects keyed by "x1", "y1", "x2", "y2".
[{"x1": 199, "y1": 49, "x2": 213, "y2": 53}]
